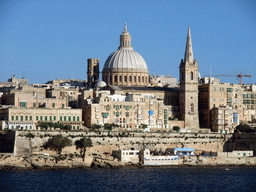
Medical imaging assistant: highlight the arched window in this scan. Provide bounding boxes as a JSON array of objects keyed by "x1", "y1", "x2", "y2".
[
  {"x1": 93, "y1": 66, "x2": 97, "y2": 73},
  {"x1": 142, "y1": 77, "x2": 144, "y2": 82},
  {"x1": 119, "y1": 76, "x2": 122, "y2": 82},
  {"x1": 129, "y1": 76, "x2": 132, "y2": 82},
  {"x1": 191, "y1": 71, "x2": 193, "y2": 80},
  {"x1": 124, "y1": 76, "x2": 127, "y2": 82},
  {"x1": 138, "y1": 76, "x2": 140, "y2": 82},
  {"x1": 190, "y1": 103, "x2": 194, "y2": 112},
  {"x1": 114, "y1": 76, "x2": 117, "y2": 83},
  {"x1": 134, "y1": 76, "x2": 136, "y2": 82}
]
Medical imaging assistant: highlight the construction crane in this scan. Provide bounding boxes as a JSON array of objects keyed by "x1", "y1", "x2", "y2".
[{"x1": 204, "y1": 72, "x2": 251, "y2": 85}]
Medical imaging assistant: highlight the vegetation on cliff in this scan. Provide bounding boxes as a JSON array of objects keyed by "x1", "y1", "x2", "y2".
[
  {"x1": 75, "y1": 137, "x2": 93, "y2": 162},
  {"x1": 235, "y1": 123, "x2": 256, "y2": 133},
  {"x1": 43, "y1": 134, "x2": 72, "y2": 155}
]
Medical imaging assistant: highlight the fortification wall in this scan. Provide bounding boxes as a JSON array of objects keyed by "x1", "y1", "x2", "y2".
[{"x1": 13, "y1": 131, "x2": 232, "y2": 156}]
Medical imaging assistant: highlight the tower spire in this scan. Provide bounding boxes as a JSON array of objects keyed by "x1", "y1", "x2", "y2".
[{"x1": 184, "y1": 26, "x2": 194, "y2": 64}]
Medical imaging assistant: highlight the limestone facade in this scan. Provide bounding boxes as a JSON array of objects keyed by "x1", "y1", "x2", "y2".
[
  {"x1": 82, "y1": 91, "x2": 181, "y2": 131},
  {"x1": 0, "y1": 107, "x2": 83, "y2": 130},
  {"x1": 179, "y1": 27, "x2": 199, "y2": 131},
  {"x1": 199, "y1": 80, "x2": 256, "y2": 132},
  {"x1": 87, "y1": 58, "x2": 100, "y2": 88}
]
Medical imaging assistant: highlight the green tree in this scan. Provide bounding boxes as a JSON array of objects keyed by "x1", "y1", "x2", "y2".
[
  {"x1": 64, "y1": 125, "x2": 72, "y2": 130},
  {"x1": 235, "y1": 123, "x2": 255, "y2": 133},
  {"x1": 173, "y1": 126, "x2": 180, "y2": 131},
  {"x1": 38, "y1": 122, "x2": 50, "y2": 130},
  {"x1": 75, "y1": 137, "x2": 93, "y2": 162},
  {"x1": 140, "y1": 124, "x2": 148, "y2": 129},
  {"x1": 43, "y1": 134, "x2": 72, "y2": 155}
]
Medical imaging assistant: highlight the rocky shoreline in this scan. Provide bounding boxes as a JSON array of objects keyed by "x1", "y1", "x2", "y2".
[{"x1": 1, "y1": 153, "x2": 256, "y2": 170}]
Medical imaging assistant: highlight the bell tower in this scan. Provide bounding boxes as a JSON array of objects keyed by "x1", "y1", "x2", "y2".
[
  {"x1": 87, "y1": 58, "x2": 99, "y2": 88},
  {"x1": 179, "y1": 26, "x2": 199, "y2": 131}
]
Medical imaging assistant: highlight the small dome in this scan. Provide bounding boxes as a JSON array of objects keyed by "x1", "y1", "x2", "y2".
[{"x1": 94, "y1": 81, "x2": 107, "y2": 88}]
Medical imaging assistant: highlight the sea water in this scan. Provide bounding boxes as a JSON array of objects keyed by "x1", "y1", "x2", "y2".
[{"x1": 1, "y1": 166, "x2": 256, "y2": 192}]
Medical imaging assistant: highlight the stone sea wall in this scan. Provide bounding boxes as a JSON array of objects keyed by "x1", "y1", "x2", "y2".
[{"x1": 13, "y1": 131, "x2": 232, "y2": 156}]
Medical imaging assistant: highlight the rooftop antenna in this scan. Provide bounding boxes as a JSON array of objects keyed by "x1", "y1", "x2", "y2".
[{"x1": 71, "y1": 70, "x2": 73, "y2": 80}]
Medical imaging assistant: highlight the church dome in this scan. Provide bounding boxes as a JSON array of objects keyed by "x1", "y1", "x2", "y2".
[
  {"x1": 103, "y1": 49, "x2": 148, "y2": 73},
  {"x1": 103, "y1": 23, "x2": 149, "y2": 74},
  {"x1": 102, "y1": 23, "x2": 149, "y2": 87}
]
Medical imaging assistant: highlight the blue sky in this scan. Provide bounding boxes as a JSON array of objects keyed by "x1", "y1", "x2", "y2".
[{"x1": 0, "y1": 0, "x2": 256, "y2": 84}]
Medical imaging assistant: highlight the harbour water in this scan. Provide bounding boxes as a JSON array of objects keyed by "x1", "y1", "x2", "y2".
[{"x1": 1, "y1": 166, "x2": 256, "y2": 192}]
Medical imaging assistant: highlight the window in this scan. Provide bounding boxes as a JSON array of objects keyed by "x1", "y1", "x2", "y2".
[
  {"x1": 30, "y1": 116, "x2": 32, "y2": 120},
  {"x1": 142, "y1": 76, "x2": 144, "y2": 82},
  {"x1": 69, "y1": 116, "x2": 71, "y2": 121},
  {"x1": 39, "y1": 103, "x2": 41, "y2": 107},
  {"x1": 114, "y1": 76, "x2": 117, "y2": 83},
  {"x1": 12, "y1": 116, "x2": 14, "y2": 120},
  {"x1": 124, "y1": 76, "x2": 127, "y2": 82},
  {"x1": 25, "y1": 116, "x2": 28, "y2": 121},
  {"x1": 134, "y1": 76, "x2": 136, "y2": 82},
  {"x1": 60, "y1": 116, "x2": 63, "y2": 121},
  {"x1": 190, "y1": 72, "x2": 193, "y2": 80},
  {"x1": 77, "y1": 126, "x2": 79, "y2": 130},
  {"x1": 33, "y1": 103, "x2": 36, "y2": 107},
  {"x1": 45, "y1": 116, "x2": 47, "y2": 121},
  {"x1": 190, "y1": 103, "x2": 194, "y2": 112},
  {"x1": 62, "y1": 104, "x2": 65, "y2": 108},
  {"x1": 64, "y1": 116, "x2": 66, "y2": 121},
  {"x1": 113, "y1": 111, "x2": 115, "y2": 115},
  {"x1": 113, "y1": 105, "x2": 115, "y2": 108},
  {"x1": 129, "y1": 76, "x2": 132, "y2": 82},
  {"x1": 16, "y1": 116, "x2": 18, "y2": 120},
  {"x1": 77, "y1": 116, "x2": 79, "y2": 121},
  {"x1": 119, "y1": 76, "x2": 122, "y2": 82},
  {"x1": 54, "y1": 116, "x2": 56, "y2": 121},
  {"x1": 73, "y1": 116, "x2": 75, "y2": 121},
  {"x1": 20, "y1": 102, "x2": 27, "y2": 108},
  {"x1": 138, "y1": 76, "x2": 140, "y2": 82},
  {"x1": 52, "y1": 103, "x2": 55, "y2": 108},
  {"x1": 36, "y1": 116, "x2": 38, "y2": 121},
  {"x1": 21, "y1": 116, "x2": 23, "y2": 121}
]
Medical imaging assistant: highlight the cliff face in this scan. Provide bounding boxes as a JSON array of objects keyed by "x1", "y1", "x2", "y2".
[{"x1": 11, "y1": 131, "x2": 232, "y2": 156}]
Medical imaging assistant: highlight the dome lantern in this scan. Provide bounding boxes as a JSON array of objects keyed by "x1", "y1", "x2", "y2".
[{"x1": 119, "y1": 23, "x2": 133, "y2": 50}]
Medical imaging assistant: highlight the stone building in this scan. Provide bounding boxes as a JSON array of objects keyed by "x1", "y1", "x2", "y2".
[
  {"x1": 0, "y1": 107, "x2": 83, "y2": 130},
  {"x1": 199, "y1": 78, "x2": 256, "y2": 132},
  {"x1": 87, "y1": 58, "x2": 100, "y2": 88},
  {"x1": 84, "y1": 25, "x2": 199, "y2": 131},
  {"x1": 102, "y1": 23, "x2": 149, "y2": 86},
  {"x1": 82, "y1": 90, "x2": 183, "y2": 131},
  {"x1": 1, "y1": 86, "x2": 68, "y2": 109},
  {"x1": 179, "y1": 27, "x2": 199, "y2": 131}
]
